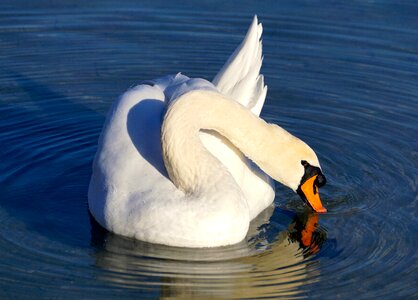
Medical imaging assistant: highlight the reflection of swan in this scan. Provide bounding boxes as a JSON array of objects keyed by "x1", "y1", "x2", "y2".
[
  {"x1": 91, "y1": 212, "x2": 326, "y2": 299},
  {"x1": 88, "y1": 17, "x2": 327, "y2": 247}
]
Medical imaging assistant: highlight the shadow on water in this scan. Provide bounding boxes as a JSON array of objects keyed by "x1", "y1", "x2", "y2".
[{"x1": 127, "y1": 99, "x2": 169, "y2": 178}]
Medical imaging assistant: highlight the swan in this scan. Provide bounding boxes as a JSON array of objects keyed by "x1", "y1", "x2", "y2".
[{"x1": 88, "y1": 16, "x2": 327, "y2": 248}]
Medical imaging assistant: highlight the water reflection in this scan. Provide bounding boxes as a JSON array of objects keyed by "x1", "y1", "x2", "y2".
[
  {"x1": 1, "y1": 1, "x2": 417, "y2": 298},
  {"x1": 91, "y1": 209, "x2": 327, "y2": 298}
]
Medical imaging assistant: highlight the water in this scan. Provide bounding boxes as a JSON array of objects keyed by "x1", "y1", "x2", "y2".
[{"x1": 1, "y1": 1, "x2": 417, "y2": 298}]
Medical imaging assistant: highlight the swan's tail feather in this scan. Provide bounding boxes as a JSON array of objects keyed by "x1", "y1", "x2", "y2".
[{"x1": 212, "y1": 15, "x2": 267, "y2": 117}]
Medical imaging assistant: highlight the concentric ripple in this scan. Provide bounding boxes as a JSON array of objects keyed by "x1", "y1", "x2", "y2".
[{"x1": 0, "y1": 1, "x2": 417, "y2": 299}]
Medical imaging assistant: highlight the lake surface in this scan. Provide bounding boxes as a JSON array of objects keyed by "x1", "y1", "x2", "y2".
[{"x1": 1, "y1": 1, "x2": 417, "y2": 299}]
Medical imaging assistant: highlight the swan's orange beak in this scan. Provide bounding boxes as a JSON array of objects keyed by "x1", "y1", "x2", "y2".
[{"x1": 301, "y1": 175, "x2": 327, "y2": 213}]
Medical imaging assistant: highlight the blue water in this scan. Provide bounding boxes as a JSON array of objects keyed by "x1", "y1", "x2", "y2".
[{"x1": 1, "y1": 1, "x2": 417, "y2": 299}]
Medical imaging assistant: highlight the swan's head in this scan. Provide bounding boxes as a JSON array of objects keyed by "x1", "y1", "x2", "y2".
[
  {"x1": 266, "y1": 125, "x2": 327, "y2": 213},
  {"x1": 296, "y1": 160, "x2": 327, "y2": 213}
]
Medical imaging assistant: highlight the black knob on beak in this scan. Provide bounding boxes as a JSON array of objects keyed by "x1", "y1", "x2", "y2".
[{"x1": 315, "y1": 174, "x2": 326, "y2": 187}]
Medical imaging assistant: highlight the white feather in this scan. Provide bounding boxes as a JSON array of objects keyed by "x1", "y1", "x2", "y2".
[{"x1": 212, "y1": 16, "x2": 267, "y2": 116}]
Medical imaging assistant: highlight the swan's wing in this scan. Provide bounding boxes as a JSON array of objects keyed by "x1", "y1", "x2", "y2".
[
  {"x1": 212, "y1": 16, "x2": 267, "y2": 116},
  {"x1": 88, "y1": 82, "x2": 182, "y2": 229}
]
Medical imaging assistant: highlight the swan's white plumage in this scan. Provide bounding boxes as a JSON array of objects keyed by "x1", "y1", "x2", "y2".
[
  {"x1": 88, "y1": 17, "x2": 299, "y2": 247},
  {"x1": 213, "y1": 16, "x2": 267, "y2": 116},
  {"x1": 202, "y1": 16, "x2": 274, "y2": 220}
]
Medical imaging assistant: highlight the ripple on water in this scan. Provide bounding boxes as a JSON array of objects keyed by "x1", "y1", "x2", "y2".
[
  {"x1": 0, "y1": 1, "x2": 417, "y2": 299},
  {"x1": 89, "y1": 210, "x2": 326, "y2": 299}
]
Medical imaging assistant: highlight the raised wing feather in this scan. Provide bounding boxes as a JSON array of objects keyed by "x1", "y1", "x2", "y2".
[{"x1": 212, "y1": 16, "x2": 267, "y2": 116}]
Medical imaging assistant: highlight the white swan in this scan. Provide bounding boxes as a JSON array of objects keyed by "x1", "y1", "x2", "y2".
[{"x1": 88, "y1": 16, "x2": 327, "y2": 248}]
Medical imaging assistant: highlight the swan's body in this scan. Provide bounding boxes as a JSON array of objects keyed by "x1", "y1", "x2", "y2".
[{"x1": 89, "y1": 17, "x2": 326, "y2": 248}]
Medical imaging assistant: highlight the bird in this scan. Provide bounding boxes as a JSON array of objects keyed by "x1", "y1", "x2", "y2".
[{"x1": 88, "y1": 16, "x2": 327, "y2": 248}]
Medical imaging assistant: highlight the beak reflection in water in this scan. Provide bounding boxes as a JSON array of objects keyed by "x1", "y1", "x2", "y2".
[
  {"x1": 89, "y1": 209, "x2": 327, "y2": 299},
  {"x1": 288, "y1": 212, "x2": 327, "y2": 256}
]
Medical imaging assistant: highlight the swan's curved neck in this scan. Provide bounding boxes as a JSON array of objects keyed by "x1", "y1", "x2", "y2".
[{"x1": 161, "y1": 90, "x2": 297, "y2": 192}]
